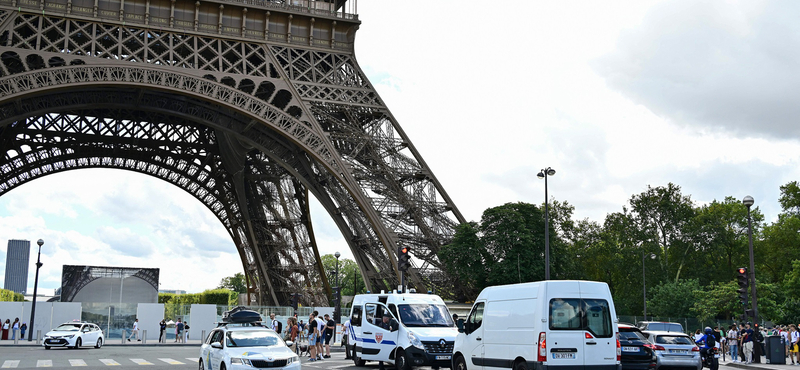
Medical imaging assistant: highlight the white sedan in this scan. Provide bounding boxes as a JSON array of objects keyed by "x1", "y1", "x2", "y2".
[
  {"x1": 43, "y1": 322, "x2": 104, "y2": 349},
  {"x1": 200, "y1": 326, "x2": 300, "y2": 370}
]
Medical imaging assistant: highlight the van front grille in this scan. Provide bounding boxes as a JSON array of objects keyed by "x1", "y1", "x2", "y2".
[{"x1": 422, "y1": 341, "x2": 454, "y2": 354}]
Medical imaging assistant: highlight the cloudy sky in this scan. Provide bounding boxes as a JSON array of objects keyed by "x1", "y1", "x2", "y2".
[{"x1": 2, "y1": 0, "x2": 799, "y2": 295}]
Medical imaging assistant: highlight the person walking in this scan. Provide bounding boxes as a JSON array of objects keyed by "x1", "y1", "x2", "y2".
[
  {"x1": 790, "y1": 324, "x2": 799, "y2": 365},
  {"x1": 783, "y1": 325, "x2": 791, "y2": 359},
  {"x1": 127, "y1": 319, "x2": 141, "y2": 341},
  {"x1": 323, "y1": 314, "x2": 335, "y2": 358},
  {"x1": 727, "y1": 325, "x2": 739, "y2": 363},
  {"x1": 742, "y1": 322, "x2": 754, "y2": 364},
  {"x1": 175, "y1": 319, "x2": 184, "y2": 343},
  {"x1": 307, "y1": 313, "x2": 318, "y2": 361},
  {"x1": 159, "y1": 319, "x2": 167, "y2": 343},
  {"x1": 183, "y1": 321, "x2": 190, "y2": 342},
  {"x1": 314, "y1": 311, "x2": 325, "y2": 360},
  {"x1": 1, "y1": 319, "x2": 9, "y2": 340},
  {"x1": 287, "y1": 317, "x2": 298, "y2": 353}
]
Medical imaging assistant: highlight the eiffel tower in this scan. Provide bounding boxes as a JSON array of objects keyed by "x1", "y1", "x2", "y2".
[{"x1": 0, "y1": 0, "x2": 466, "y2": 305}]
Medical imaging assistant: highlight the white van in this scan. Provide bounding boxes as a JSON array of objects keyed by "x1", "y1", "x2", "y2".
[
  {"x1": 452, "y1": 280, "x2": 621, "y2": 370},
  {"x1": 349, "y1": 292, "x2": 458, "y2": 369}
]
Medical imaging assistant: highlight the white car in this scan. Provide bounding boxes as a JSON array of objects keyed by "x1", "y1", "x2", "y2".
[
  {"x1": 43, "y1": 322, "x2": 104, "y2": 349},
  {"x1": 200, "y1": 325, "x2": 300, "y2": 370}
]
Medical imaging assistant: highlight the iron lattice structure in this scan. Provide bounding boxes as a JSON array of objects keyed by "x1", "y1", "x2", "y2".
[
  {"x1": 0, "y1": 0, "x2": 467, "y2": 306},
  {"x1": 60, "y1": 265, "x2": 159, "y2": 302}
]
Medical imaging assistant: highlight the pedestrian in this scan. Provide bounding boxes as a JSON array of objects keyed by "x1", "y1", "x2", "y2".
[
  {"x1": 270, "y1": 313, "x2": 279, "y2": 332},
  {"x1": 694, "y1": 329, "x2": 703, "y2": 343},
  {"x1": 742, "y1": 322, "x2": 754, "y2": 364},
  {"x1": 159, "y1": 319, "x2": 167, "y2": 343},
  {"x1": 1, "y1": 319, "x2": 9, "y2": 340},
  {"x1": 19, "y1": 322, "x2": 26, "y2": 339},
  {"x1": 127, "y1": 318, "x2": 141, "y2": 341},
  {"x1": 307, "y1": 313, "x2": 318, "y2": 362},
  {"x1": 287, "y1": 317, "x2": 298, "y2": 353},
  {"x1": 184, "y1": 321, "x2": 190, "y2": 342},
  {"x1": 314, "y1": 311, "x2": 325, "y2": 360},
  {"x1": 175, "y1": 318, "x2": 184, "y2": 343},
  {"x1": 727, "y1": 325, "x2": 739, "y2": 363},
  {"x1": 738, "y1": 323, "x2": 747, "y2": 362},
  {"x1": 378, "y1": 313, "x2": 399, "y2": 370},
  {"x1": 323, "y1": 314, "x2": 335, "y2": 358},
  {"x1": 11, "y1": 318, "x2": 19, "y2": 340},
  {"x1": 790, "y1": 324, "x2": 799, "y2": 365},
  {"x1": 343, "y1": 319, "x2": 352, "y2": 359},
  {"x1": 782, "y1": 325, "x2": 791, "y2": 358}
]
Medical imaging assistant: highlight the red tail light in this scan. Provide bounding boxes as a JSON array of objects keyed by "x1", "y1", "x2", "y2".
[
  {"x1": 538, "y1": 332, "x2": 547, "y2": 362},
  {"x1": 616, "y1": 335, "x2": 621, "y2": 361},
  {"x1": 644, "y1": 344, "x2": 665, "y2": 351},
  {"x1": 692, "y1": 346, "x2": 700, "y2": 352},
  {"x1": 585, "y1": 332, "x2": 594, "y2": 339}
]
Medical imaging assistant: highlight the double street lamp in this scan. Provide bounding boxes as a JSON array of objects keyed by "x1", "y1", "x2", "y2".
[
  {"x1": 28, "y1": 238, "x2": 44, "y2": 342},
  {"x1": 742, "y1": 196, "x2": 760, "y2": 323},
  {"x1": 537, "y1": 167, "x2": 556, "y2": 280}
]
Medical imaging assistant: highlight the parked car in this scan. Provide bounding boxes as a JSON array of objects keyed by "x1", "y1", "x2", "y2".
[
  {"x1": 619, "y1": 324, "x2": 657, "y2": 370},
  {"x1": 641, "y1": 331, "x2": 702, "y2": 370},
  {"x1": 200, "y1": 309, "x2": 299, "y2": 370},
  {"x1": 638, "y1": 321, "x2": 684, "y2": 333},
  {"x1": 43, "y1": 321, "x2": 104, "y2": 350}
]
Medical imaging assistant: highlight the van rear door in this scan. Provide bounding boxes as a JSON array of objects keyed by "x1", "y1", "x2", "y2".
[
  {"x1": 548, "y1": 298, "x2": 585, "y2": 367},
  {"x1": 581, "y1": 298, "x2": 617, "y2": 370}
]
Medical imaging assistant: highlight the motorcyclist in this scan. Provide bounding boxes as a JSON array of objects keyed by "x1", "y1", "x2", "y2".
[{"x1": 695, "y1": 327, "x2": 717, "y2": 360}]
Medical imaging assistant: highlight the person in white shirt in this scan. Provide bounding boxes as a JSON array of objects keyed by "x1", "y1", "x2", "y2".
[
  {"x1": 270, "y1": 313, "x2": 279, "y2": 332},
  {"x1": 315, "y1": 312, "x2": 326, "y2": 360},
  {"x1": 127, "y1": 319, "x2": 140, "y2": 341},
  {"x1": 727, "y1": 325, "x2": 739, "y2": 363},
  {"x1": 343, "y1": 319, "x2": 351, "y2": 359}
]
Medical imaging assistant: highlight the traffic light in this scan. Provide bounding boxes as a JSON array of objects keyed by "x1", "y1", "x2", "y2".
[
  {"x1": 736, "y1": 267, "x2": 749, "y2": 306},
  {"x1": 398, "y1": 245, "x2": 411, "y2": 272}
]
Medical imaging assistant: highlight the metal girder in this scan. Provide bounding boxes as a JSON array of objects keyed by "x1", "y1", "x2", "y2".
[{"x1": 0, "y1": 0, "x2": 468, "y2": 304}]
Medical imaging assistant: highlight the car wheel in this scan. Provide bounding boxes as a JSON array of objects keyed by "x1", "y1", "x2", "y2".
[
  {"x1": 220, "y1": 362, "x2": 226, "y2": 370},
  {"x1": 513, "y1": 360, "x2": 528, "y2": 370},
  {"x1": 73, "y1": 337, "x2": 82, "y2": 349},
  {"x1": 95, "y1": 338, "x2": 102, "y2": 348},
  {"x1": 395, "y1": 349, "x2": 411, "y2": 370},
  {"x1": 199, "y1": 359, "x2": 204, "y2": 370},
  {"x1": 353, "y1": 350, "x2": 366, "y2": 367},
  {"x1": 454, "y1": 355, "x2": 467, "y2": 370},
  {"x1": 44, "y1": 346, "x2": 51, "y2": 350}
]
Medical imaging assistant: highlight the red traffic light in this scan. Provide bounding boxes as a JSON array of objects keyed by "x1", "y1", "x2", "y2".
[
  {"x1": 401, "y1": 247, "x2": 408, "y2": 254},
  {"x1": 738, "y1": 268, "x2": 746, "y2": 274}
]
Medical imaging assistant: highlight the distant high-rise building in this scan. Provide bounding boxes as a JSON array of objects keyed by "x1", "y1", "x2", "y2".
[{"x1": 4, "y1": 239, "x2": 30, "y2": 294}]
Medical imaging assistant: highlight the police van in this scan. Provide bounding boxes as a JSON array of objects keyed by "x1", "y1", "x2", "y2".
[
  {"x1": 452, "y1": 280, "x2": 621, "y2": 370},
  {"x1": 349, "y1": 292, "x2": 458, "y2": 369}
]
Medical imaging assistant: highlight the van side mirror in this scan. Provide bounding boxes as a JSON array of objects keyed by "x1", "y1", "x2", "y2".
[
  {"x1": 211, "y1": 342, "x2": 223, "y2": 349},
  {"x1": 457, "y1": 319, "x2": 465, "y2": 332}
]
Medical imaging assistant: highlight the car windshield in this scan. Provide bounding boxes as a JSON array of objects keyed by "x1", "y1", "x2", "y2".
[
  {"x1": 226, "y1": 331, "x2": 282, "y2": 347},
  {"x1": 54, "y1": 324, "x2": 81, "y2": 332},
  {"x1": 397, "y1": 304, "x2": 454, "y2": 327},
  {"x1": 619, "y1": 330, "x2": 647, "y2": 341},
  {"x1": 656, "y1": 335, "x2": 694, "y2": 345}
]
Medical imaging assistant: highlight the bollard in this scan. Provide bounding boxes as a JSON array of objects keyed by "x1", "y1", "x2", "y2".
[
  {"x1": 142, "y1": 329, "x2": 147, "y2": 344},
  {"x1": 13, "y1": 329, "x2": 19, "y2": 344},
  {"x1": 201, "y1": 330, "x2": 206, "y2": 343},
  {"x1": 36, "y1": 330, "x2": 41, "y2": 345},
  {"x1": 122, "y1": 329, "x2": 127, "y2": 344}
]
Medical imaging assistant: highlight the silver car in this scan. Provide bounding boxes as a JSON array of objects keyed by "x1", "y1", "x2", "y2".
[{"x1": 642, "y1": 331, "x2": 701, "y2": 370}]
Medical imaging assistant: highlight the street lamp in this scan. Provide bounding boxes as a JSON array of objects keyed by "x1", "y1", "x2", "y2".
[
  {"x1": 537, "y1": 167, "x2": 556, "y2": 280},
  {"x1": 28, "y1": 239, "x2": 43, "y2": 342},
  {"x1": 642, "y1": 252, "x2": 656, "y2": 320},
  {"x1": 743, "y1": 196, "x2": 760, "y2": 345},
  {"x1": 334, "y1": 251, "x2": 341, "y2": 323}
]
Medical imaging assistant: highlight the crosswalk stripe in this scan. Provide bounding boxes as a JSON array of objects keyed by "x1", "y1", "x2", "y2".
[
  {"x1": 158, "y1": 359, "x2": 184, "y2": 365},
  {"x1": 36, "y1": 360, "x2": 52, "y2": 368},
  {"x1": 99, "y1": 359, "x2": 120, "y2": 366},
  {"x1": 69, "y1": 360, "x2": 87, "y2": 367},
  {"x1": 1, "y1": 360, "x2": 19, "y2": 368},
  {"x1": 130, "y1": 359, "x2": 153, "y2": 366},
  {"x1": 184, "y1": 358, "x2": 199, "y2": 362}
]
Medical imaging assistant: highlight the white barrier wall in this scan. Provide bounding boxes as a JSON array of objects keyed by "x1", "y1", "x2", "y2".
[
  {"x1": 189, "y1": 304, "x2": 217, "y2": 342},
  {"x1": 0, "y1": 302, "x2": 24, "y2": 324},
  {"x1": 50, "y1": 302, "x2": 82, "y2": 326},
  {"x1": 137, "y1": 303, "x2": 165, "y2": 342}
]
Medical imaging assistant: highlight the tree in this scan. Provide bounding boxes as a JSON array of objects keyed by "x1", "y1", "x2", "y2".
[
  {"x1": 439, "y1": 222, "x2": 490, "y2": 294},
  {"x1": 779, "y1": 181, "x2": 800, "y2": 216},
  {"x1": 321, "y1": 254, "x2": 365, "y2": 298},
  {"x1": 647, "y1": 279, "x2": 701, "y2": 318},
  {"x1": 217, "y1": 272, "x2": 247, "y2": 294}
]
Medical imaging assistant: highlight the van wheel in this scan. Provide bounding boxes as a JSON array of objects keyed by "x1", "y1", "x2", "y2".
[
  {"x1": 353, "y1": 353, "x2": 365, "y2": 367},
  {"x1": 395, "y1": 349, "x2": 411, "y2": 370},
  {"x1": 454, "y1": 355, "x2": 467, "y2": 370},
  {"x1": 513, "y1": 360, "x2": 528, "y2": 370}
]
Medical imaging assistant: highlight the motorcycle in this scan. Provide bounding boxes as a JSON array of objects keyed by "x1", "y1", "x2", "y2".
[{"x1": 700, "y1": 346, "x2": 720, "y2": 370}]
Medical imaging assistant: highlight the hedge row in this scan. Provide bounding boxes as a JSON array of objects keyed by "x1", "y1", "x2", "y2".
[
  {"x1": 158, "y1": 289, "x2": 237, "y2": 306},
  {"x1": 0, "y1": 288, "x2": 25, "y2": 302}
]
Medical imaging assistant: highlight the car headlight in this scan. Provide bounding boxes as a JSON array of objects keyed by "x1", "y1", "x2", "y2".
[
  {"x1": 64, "y1": 335, "x2": 75, "y2": 338},
  {"x1": 230, "y1": 358, "x2": 252, "y2": 366},
  {"x1": 407, "y1": 331, "x2": 424, "y2": 350},
  {"x1": 286, "y1": 356, "x2": 299, "y2": 364}
]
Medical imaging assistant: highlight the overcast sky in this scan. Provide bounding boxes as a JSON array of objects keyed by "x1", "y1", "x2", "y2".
[{"x1": 2, "y1": 0, "x2": 799, "y2": 295}]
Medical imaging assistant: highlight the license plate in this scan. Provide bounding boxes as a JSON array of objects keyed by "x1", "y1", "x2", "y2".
[
  {"x1": 435, "y1": 356, "x2": 451, "y2": 360},
  {"x1": 669, "y1": 349, "x2": 688, "y2": 354},
  {"x1": 552, "y1": 353, "x2": 576, "y2": 359},
  {"x1": 714, "y1": 354, "x2": 720, "y2": 358},
  {"x1": 623, "y1": 347, "x2": 639, "y2": 352}
]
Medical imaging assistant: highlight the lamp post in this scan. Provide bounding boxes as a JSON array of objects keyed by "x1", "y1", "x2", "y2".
[
  {"x1": 28, "y1": 239, "x2": 43, "y2": 342},
  {"x1": 537, "y1": 167, "x2": 556, "y2": 280},
  {"x1": 743, "y1": 196, "x2": 759, "y2": 322},
  {"x1": 642, "y1": 252, "x2": 656, "y2": 320},
  {"x1": 334, "y1": 251, "x2": 341, "y2": 322}
]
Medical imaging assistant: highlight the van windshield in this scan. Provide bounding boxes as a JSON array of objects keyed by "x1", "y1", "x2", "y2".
[{"x1": 397, "y1": 304, "x2": 454, "y2": 327}]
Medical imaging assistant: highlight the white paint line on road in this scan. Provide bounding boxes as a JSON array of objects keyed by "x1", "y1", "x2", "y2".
[
  {"x1": 36, "y1": 360, "x2": 52, "y2": 368},
  {"x1": 99, "y1": 359, "x2": 121, "y2": 366},
  {"x1": 69, "y1": 359, "x2": 87, "y2": 367},
  {"x1": 158, "y1": 359, "x2": 184, "y2": 365},
  {"x1": 130, "y1": 359, "x2": 153, "y2": 366},
  {"x1": 184, "y1": 358, "x2": 199, "y2": 362},
  {"x1": 1, "y1": 360, "x2": 19, "y2": 368}
]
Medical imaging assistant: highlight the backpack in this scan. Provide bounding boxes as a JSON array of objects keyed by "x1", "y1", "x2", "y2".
[
  {"x1": 706, "y1": 334, "x2": 715, "y2": 347},
  {"x1": 274, "y1": 320, "x2": 282, "y2": 333}
]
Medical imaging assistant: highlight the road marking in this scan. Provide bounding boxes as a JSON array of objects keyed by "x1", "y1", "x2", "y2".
[
  {"x1": 130, "y1": 359, "x2": 153, "y2": 366},
  {"x1": 1, "y1": 360, "x2": 19, "y2": 368},
  {"x1": 158, "y1": 359, "x2": 185, "y2": 365},
  {"x1": 184, "y1": 358, "x2": 199, "y2": 362},
  {"x1": 36, "y1": 360, "x2": 52, "y2": 368},
  {"x1": 69, "y1": 359, "x2": 87, "y2": 367},
  {"x1": 99, "y1": 359, "x2": 120, "y2": 366}
]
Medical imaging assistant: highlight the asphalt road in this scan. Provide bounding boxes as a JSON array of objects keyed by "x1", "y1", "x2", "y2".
[{"x1": 0, "y1": 346, "x2": 444, "y2": 370}]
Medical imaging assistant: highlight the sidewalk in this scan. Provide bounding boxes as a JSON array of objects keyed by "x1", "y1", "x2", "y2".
[
  {"x1": 0, "y1": 338, "x2": 205, "y2": 347},
  {"x1": 723, "y1": 355, "x2": 797, "y2": 370}
]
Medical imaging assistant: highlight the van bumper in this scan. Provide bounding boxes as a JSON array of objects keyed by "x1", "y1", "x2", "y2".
[
  {"x1": 530, "y1": 363, "x2": 622, "y2": 370},
  {"x1": 403, "y1": 346, "x2": 453, "y2": 368}
]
